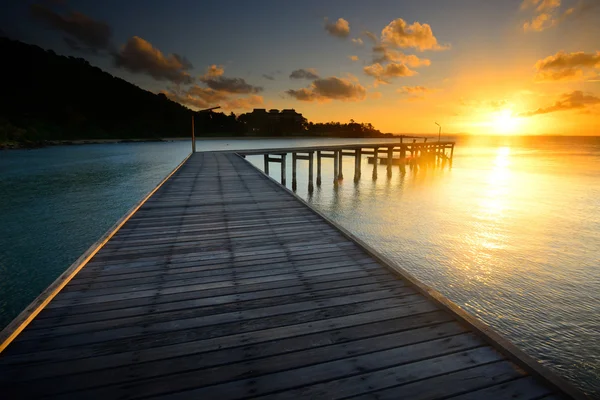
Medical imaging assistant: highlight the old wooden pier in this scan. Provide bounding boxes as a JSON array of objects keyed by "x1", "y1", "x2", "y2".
[
  {"x1": 240, "y1": 141, "x2": 455, "y2": 192},
  {"x1": 0, "y1": 149, "x2": 587, "y2": 399}
]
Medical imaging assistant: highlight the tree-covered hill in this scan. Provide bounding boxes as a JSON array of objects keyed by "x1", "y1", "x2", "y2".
[{"x1": 0, "y1": 37, "x2": 192, "y2": 145}]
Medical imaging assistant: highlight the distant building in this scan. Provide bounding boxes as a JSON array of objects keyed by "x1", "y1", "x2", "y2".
[{"x1": 239, "y1": 108, "x2": 306, "y2": 135}]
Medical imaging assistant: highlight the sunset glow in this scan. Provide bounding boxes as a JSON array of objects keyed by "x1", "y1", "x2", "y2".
[
  {"x1": 1, "y1": 1, "x2": 599, "y2": 135},
  {"x1": 493, "y1": 110, "x2": 521, "y2": 135}
]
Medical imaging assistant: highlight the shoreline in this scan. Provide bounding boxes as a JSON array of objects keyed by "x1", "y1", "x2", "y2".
[{"x1": 0, "y1": 134, "x2": 402, "y2": 150}]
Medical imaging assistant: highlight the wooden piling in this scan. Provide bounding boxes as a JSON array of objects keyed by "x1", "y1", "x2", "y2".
[
  {"x1": 387, "y1": 147, "x2": 393, "y2": 177},
  {"x1": 316, "y1": 151, "x2": 322, "y2": 186},
  {"x1": 400, "y1": 145, "x2": 406, "y2": 174},
  {"x1": 450, "y1": 144, "x2": 455, "y2": 168},
  {"x1": 338, "y1": 150, "x2": 344, "y2": 180},
  {"x1": 354, "y1": 148, "x2": 362, "y2": 182},
  {"x1": 372, "y1": 147, "x2": 378, "y2": 179},
  {"x1": 264, "y1": 154, "x2": 269, "y2": 175},
  {"x1": 333, "y1": 150, "x2": 339, "y2": 185},
  {"x1": 292, "y1": 153, "x2": 297, "y2": 191},
  {"x1": 308, "y1": 151, "x2": 314, "y2": 193},
  {"x1": 281, "y1": 153, "x2": 287, "y2": 186}
]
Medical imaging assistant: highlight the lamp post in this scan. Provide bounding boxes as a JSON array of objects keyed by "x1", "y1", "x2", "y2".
[
  {"x1": 192, "y1": 106, "x2": 220, "y2": 153},
  {"x1": 435, "y1": 122, "x2": 441, "y2": 142}
]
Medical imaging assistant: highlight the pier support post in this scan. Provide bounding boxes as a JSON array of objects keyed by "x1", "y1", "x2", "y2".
[
  {"x1": 372, "y1": 147, "x2": 378, "y2": 179},
  {"x1": 450, "y1": 144, "x2": 454, "y2": 168},
  {"x1": 387, "y1": 147, "x2": 393, "y2": 177},
  {"x1": 333, "y1": 150, "x2": 339, "y2": 185},
  {"x1": 316, "y1": 151, "x2": 322, "y2": 186},
  {"x1": 292, "y1": 153, "x2": 297, "y2": 191},
  {"x1": 400, "y1": 145, "x2": 406, "y2": 174},
  {"x1": 308, "y1": 151, "x2": 314, "y2": 193},
  {"x1": 281, "y1": 153, "x2": 287, "y2": 186},
  {"x1": 354, "y1": 148, "x2": 362, "y2": 183},
  {"x1": 338, "y1": 150, "x2": 344, "y2": 180},
  {"x1": 264, "y1": 154, "x2": 269, "y2": 175}
]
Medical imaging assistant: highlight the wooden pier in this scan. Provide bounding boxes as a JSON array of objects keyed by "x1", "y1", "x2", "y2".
[
  {"x1": 0, "y1": 151, "x2": 587, "y2": 399},
  {"x1": 239, "y1": 141, "x2": 455, "y2": 192}
]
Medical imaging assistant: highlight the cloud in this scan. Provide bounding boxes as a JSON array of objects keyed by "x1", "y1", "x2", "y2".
[
  {"x1": 397, "y1": 86, "x2": 432, "y2": 94},
  {"x1": 198, "y1": 73, "x2": 263, "y2": 94},
  {"x1": 397, "y1": 85, "x2": 435, "y2": 100},
  {"x1": 363, "y1": 31, "x2": 379, "y2": 43},
  {"x1": 519, "y1": 90, "x2": 600, "y2": 116},
  {"x1": 286, "y1": 76, "x2": 366, "y2": 102},
  {"x1": 163, "y1": 86, "x2": 263, "y2": 111},
  {"x1": 201, "y1": 64, "x2": 224, "y2": 78},
  {"x1": 290, "y1": 68, "x2": 320, "y2": 80},
  {"x1": 222, "y1": 95, "x2": 264, "y2": 110},
  {"x1": 372, "y1": 46, "x2": 431, "y2": 67},
  {"x1": 351, "y1": 38, "x2": 364, "y2": 46},
  {"x1": 520, "y1": 0, "x2": 595, "y2": 31},
  {"x1": 324, "y1": 18, "x2": 350, "y2": 38},
  {"x1": 363, "y1": 62, "x2": 417, "y2": 84},
  {"x1": 30, "y1": 3, "x2": 112, "y2": 53},
  {"x1": 262, "y1": 74, "x2": 275, "y2": 80},
  {"x1": 524, "y1": 12, "x2": 557, "y2": 31},
  {"x1": 381, "y1": 18, "x2": 449, "y2": 51},
  {"x1": 536, "y1": 50, "x2": 600, "y2": 69},
  {"x1": 534, "y1": 50, "x2": 600, "y2": 81},
  {"x1": 349, "y1": 55, "x2": 359, "y2": 61},
  {"x1": 114, "y1": 36, "x2": 194, "y2": 84}
]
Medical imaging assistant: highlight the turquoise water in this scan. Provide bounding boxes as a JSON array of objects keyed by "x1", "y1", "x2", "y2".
[{"x1": 0, "y1": 137, "x2": 599, "y2": 396}]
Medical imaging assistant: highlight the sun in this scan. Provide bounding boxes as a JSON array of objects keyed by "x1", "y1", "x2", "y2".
[{"x1": 492, "y1": 109, "x2": 520, "y2": 134}]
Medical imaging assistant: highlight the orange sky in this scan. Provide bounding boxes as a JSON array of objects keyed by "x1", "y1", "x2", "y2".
[{"x1": 8, "y1": 0, "x2": 600, "y2": 135}]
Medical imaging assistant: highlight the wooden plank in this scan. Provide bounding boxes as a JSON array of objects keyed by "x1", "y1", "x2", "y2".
[
  {"x1": 444, "y1": 376, "x2": 555, "y2": 400},
  {"x1": 29, "y1": 279, "x2": 408, "y2": 330},
  {"x1": 7, "y1": 311, "x2": 454, "y2": 383},
  {"x1": 23, "y1": 322, "x2": 468, "y2": 397},
  {"x1": 1, "y1": 301, "x2": 440, "y2": 366},
  {"x1": 37, "y1": 271, "x2": 396, "y2": 319},
  {"x1": 138, "y1": 334, "x2": 488, "y2": 400},
  {"x1": 348, "y1": 361, "x2": 525, "y2": 400},
  {"x1": 13, "y1": 295, "x2": 428, "y2": 356}
]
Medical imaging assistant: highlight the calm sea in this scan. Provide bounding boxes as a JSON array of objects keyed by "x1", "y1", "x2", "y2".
[{"x1": 0, "y1": 137, "x2": 598, "y2": 396}]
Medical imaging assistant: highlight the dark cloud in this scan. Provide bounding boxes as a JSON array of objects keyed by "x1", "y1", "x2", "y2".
[
  {"x1": 534, "y1": 51, "x2": 600, "y2": 81},
  {"x1": 114, "y1": 36, "x2": 194, "y2": 84},
  {"x1": 162, "y1": 86, "x2": 263, "y2": 111},
  {"x1": 289, "y1": 68, "x2": 320, "y2": 80},
  {"x1": 286, "y1": 76, "x2": 366, "y2": 102},
  {"x1": 519, "y1": 91, "x2": 600, "y2": 116},
  {"x1": 537, "y1": 50, "x2": 600, "y2": 70},
  {"x1": 324, "y1": 18, "x2": 350, "y2": 38},
  {"x1": 30, "y1": 4, "x2": 112, "y2": 53},
  {"x1": 199, "y1": 76, "x2": 263, "y2": 94},
  {"x1": 262, "y1": 74, "x2": 275, "y2": 80}
]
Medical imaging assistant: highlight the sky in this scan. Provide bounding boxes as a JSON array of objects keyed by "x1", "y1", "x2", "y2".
[{"x1": 1, "y1": 0, "x2": 600, "y2": 135}]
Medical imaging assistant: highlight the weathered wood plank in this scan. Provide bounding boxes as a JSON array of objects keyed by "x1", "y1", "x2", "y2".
[
  {"x1": 444, "y1": 376, "x2": 555, "y2": 400},
  {"x1": 348, "y1": 360, "x2": 526, "y2": 400}
]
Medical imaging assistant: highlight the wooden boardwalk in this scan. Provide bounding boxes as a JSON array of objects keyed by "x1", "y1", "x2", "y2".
[{"x1": 0, "y1": 152, "x2": 580, "y2": 399}]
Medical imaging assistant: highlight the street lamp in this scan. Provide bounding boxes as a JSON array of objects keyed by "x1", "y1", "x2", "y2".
[
  {"x1": 192, "y1": 106, "x2": 220, "y2": 153},
  {"x1": 435, "y1": 122, "x2": 441, "y2": 142}
]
